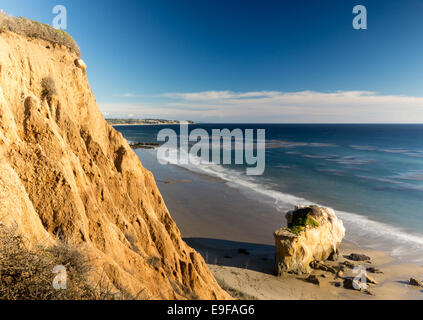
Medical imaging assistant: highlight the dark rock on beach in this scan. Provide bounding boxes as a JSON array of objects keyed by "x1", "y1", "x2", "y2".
[
  {"x1": 310, "y1": 261, "x2": 337, "y2": 274},
  {"x1": 409, "y1": 278, "x2": 423, "y2": 287},
  {"x1": 348, "y1": 253, "x2": 371, "y2": 262},
  {"x1": 305, "y1": 275, "x2": 320, "y2": 285},
  {"x1": 343, "y1": 272, "x2": 378, "y2": 291},
  {"x1": 343, "y1": 278, "x2": 361, "y2": 291},
  {"x1": 367, "y1": 267, "x2": 383, "y2": 274},
  {"x1": 341, "y1": 260, "x2": 356, "y2": 269}
]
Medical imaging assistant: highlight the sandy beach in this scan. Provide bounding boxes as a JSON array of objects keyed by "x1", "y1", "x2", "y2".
[{"x1": 136, "y1": 149, "x2": 423, "y2": 300}]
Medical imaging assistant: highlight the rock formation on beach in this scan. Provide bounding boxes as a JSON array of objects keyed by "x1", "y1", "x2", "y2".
[
  {"x1": 274, "y1": 205, "x2": 345, "y2": 275},
  {"x1": 0, "y1": 19, "x2": 229, "y2": 299}
]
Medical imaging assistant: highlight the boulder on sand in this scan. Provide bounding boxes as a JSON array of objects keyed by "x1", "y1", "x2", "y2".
[
  {"x1": 409, "y1": 278, "x2": 423, "y2": 287},
  {"x1": 274, "y1": 205, "x2": 345, "y2": 275},
  {"x1": 305, "y1": 275, "x2": 320, "y2": 286}
]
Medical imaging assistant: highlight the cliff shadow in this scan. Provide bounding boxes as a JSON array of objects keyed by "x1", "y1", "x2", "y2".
[{"x1": 184, "y1": 237, "x2": 275, "y2": 275}]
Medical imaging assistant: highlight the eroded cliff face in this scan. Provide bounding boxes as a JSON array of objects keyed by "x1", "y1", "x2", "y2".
[{"x1": 0, "y1": 31, "x2": 229, "y2": 299}]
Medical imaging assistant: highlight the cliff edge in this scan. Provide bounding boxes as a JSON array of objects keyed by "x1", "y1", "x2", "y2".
[{"x1": 0, "y1": 26, "x2": 229, "y2": 299}]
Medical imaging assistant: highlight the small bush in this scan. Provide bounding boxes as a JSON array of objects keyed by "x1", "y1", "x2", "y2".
[
  {"x1": 286, "y1": 207, "x2": 320, "y2": 235},
  {"x1": 41, "y1": 76, "x2": 57, "y2": 99},
  {"x1": 0, "y1": 11, "x2": 80, "y2": 56},
  {"x1": 0, "y1": 224, "x2": 119, "y2": 300}
]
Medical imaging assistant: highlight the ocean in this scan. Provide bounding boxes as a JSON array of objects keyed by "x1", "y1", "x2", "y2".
[{"x1": 115, "y1": 124, "x2": 423, "y2": 264}]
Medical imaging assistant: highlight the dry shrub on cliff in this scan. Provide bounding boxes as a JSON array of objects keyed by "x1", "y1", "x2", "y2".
[
  {"x1": 41, "y1": 76, "x2": 57, "y2": 99},
  {"x1": 0, "y1": 11, "x2": 80, "y2": 56},
  {"x1": 0, "y1": 224, "x2": 119, "y2": 300}
]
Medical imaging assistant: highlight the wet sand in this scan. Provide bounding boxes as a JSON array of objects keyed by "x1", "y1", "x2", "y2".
[
  {"x1": 136, "y1": 149, "x2": 423, "y2": 300},
  {"x1": 137, "y1": 149, "x2": 282, "y2": 245}
]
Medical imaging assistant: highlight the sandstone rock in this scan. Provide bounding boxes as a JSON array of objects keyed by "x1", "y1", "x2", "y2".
[
  {"x1": 366, "y1": 274, "x2": 378, "y2": 285},
  {"x1": 0, "y1": 31, "x2": 229, "y2": 300},
  {"x1": 343, "y1": 273, "x2": 377, "y2": 291},
  {"x1": 310, "y1": 261, "x2": 337, "y2": 274},
  {"x1": 274, "y1": 205, "x2": 345, "y2": 275},
  {"x1": 409, "y1": 278, "x2": 423, "y2": 287},
  {"x1": 341, "y1": 261, "x2": 355, "y2": 269},
  {"x1": 24, "y1": 96, "x2": 38, "y2": 109},
  {"x1": 74, "y1": 58, "x2": 87, "y2": 70},
  {"x1": 348, "y1": 253, "x2": 371, "y2": 262},
  {"x1": 328, "y1": 249, "x2": 339, "y2": 261}
]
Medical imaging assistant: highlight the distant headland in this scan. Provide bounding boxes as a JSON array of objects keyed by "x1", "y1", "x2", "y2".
[{"x1": 106, "y1": 118, "x2": 195, "y2": 125}]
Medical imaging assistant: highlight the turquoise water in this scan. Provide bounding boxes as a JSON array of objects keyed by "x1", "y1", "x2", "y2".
[{"x1": 115, "y1": 124, "x2": 423, "y2": 263}]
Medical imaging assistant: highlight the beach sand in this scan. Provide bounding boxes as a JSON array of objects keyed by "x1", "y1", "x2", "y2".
[
  {"x1": 136, "y1": 149, "x2": 423, "y2": 300},
  {"x1": 188, "y1": 239, "x2": 423, "y2": 300}
]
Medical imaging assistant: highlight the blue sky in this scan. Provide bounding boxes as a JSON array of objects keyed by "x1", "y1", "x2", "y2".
[{"x1": 2, "y1": 0, "x2": 423, "y2": 122}]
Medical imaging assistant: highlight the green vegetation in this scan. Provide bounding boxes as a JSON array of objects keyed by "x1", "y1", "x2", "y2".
[
  {"x1": 286, "y1": 225, "x2": 305, "y2": 235},
  {"x1": 0, "y1": 11, "x2": 80, "y2": 56},
  {"x1": 286, "y1": 208, "x2": 319, "y2": 235}
]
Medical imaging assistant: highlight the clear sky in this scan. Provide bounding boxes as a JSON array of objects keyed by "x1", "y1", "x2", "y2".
[{"x1": 2, "y1": 0, "x2": 423, "y2": 122}]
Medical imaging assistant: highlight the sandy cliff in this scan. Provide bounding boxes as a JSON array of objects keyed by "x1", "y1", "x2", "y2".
[{"x1": 0, "y1": 30, "x2": 229, "y2": 299}]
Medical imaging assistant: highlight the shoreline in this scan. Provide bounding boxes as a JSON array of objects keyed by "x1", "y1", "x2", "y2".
[{"x1": 135, "y1": 149, "x2": 423, "y2": 299}]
